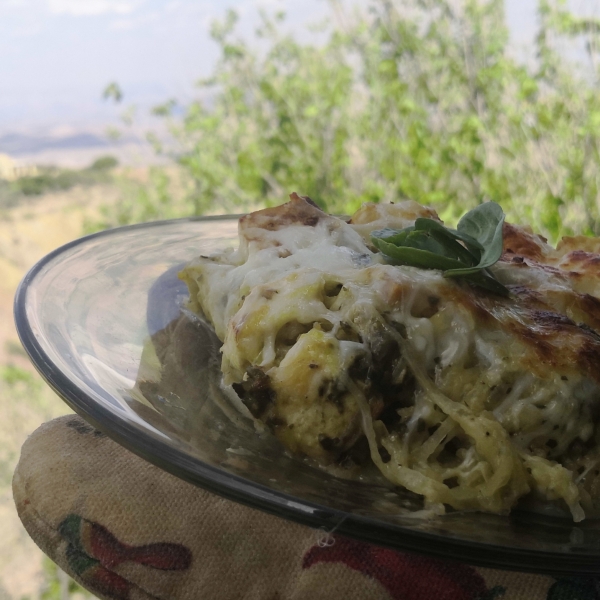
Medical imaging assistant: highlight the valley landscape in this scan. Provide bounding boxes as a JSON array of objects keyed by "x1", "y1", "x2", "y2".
[{"x1": 0, "y1": 149, "x2": 136, "y2": 599}]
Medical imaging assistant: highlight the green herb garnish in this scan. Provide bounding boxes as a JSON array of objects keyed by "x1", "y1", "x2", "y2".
[{"x1": 371, "y1": 202, "x2": 509, "y2": 296}]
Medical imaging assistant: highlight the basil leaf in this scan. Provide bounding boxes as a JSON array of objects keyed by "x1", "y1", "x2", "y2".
[
  {"x1": 414, "y1": 218, "x2": 484, "y2": 253},
  {"x1": 370, "y1": 203, "x2": 509, "y2": 297},
  {"x1": 374, "y1": 225, "x2": 476, "y2": 263},
  {"x1": 445, "y1": 202, "x2": 505, "y2": 276},
  {"x1": 371, "y1": 227, "x2": 414, "y2": 246},
  {"x1": 426, "y1": 228, "x2": 480, "y2": 266},
  {"x1": 372, "y1": 237, "x2": 466, "y2": 270},
  {"x1": 403, "y1": 230, "x2": 451, "y2": 256}
]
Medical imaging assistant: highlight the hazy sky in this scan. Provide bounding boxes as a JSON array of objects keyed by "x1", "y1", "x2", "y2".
[{"x1": 0, "y1": 0, "x2": 572, "y2": 134}]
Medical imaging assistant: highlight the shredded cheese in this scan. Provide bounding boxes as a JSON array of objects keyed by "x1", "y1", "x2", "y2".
[{"x1": 180, "y1": 195, "x2": 600, "y2": 521}]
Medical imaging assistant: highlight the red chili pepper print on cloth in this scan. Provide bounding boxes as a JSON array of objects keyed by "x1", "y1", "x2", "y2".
[
  {"x1": 303, "y1": 536, "x2": 505, "y2": 600},
  {"x1": 58, "y1": 514, "x2": 192, "y2": 600}
]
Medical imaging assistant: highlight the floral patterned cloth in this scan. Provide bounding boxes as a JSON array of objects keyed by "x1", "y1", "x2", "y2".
[{"x1": 12, "y1": 415, "x2": 598, "y2": 600}]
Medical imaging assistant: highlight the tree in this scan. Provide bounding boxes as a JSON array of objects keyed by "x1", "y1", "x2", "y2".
[{"x1": 99, "y1": 0, "x2": 600, "y2": 242}]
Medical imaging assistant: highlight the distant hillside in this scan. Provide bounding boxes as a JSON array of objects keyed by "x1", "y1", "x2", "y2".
[{"x1": 0, "y1": 132, "x2": 139, "y2": 156}]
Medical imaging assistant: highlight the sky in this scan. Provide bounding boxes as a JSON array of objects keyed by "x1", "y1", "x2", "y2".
[
  {"x1": 0, "y1": 0, "x2": 595, "y2": 138},
  {"x1": 0, "y1": 0, "x2": 330, "y2": 134}
]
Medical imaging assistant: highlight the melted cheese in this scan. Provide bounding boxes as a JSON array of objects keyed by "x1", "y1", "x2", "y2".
[{"x1": 181, "y1": 195, "x2": 600, "y2": 521}]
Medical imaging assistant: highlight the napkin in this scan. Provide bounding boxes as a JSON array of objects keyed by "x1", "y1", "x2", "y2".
[{"x1": 13, "y1": 415, "x2": 589, "y2": 600}]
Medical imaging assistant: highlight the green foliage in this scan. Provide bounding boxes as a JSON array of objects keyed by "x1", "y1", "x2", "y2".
[
  {"x1": 88, "y1": 155, "x2": 119, "y2": 171},
  {"x1": 4, "y1": 162, "x2": 116, "y2": 199},
  {"x1": 1, "y1": 364, "x2": 41, "y2": 391},
  {"x1": 102, "y1": 82, "x2": 123, "y2": 103},
  {"x1": 36, "y1": 557, "x2": 92, "y2": 600},
  {"x1": 84, "y1": 166, "x2": 193, "y2": 233},
  {"x1": 12, "y1": 171, "x2": 77, "y2": 196},
  {"x1": 99, "y1": 0, "x2": 600, "y2": 242}
]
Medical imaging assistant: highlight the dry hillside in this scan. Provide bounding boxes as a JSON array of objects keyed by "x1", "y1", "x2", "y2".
[{"x1": 0, "y1": 183, "x2": 123, "y2": 599}]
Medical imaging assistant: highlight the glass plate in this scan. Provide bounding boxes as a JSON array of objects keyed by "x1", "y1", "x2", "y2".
[{"x1": 14, "y1": 216, "x2": 600, "y2": 575}]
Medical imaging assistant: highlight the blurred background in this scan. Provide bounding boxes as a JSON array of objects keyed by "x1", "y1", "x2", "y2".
[{"x1": 1, "y1": 0, "x2": 599, "y2": 597}]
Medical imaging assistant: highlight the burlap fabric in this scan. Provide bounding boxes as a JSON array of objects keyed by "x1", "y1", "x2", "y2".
[{"x1": 13, "y1": 415, "x2": 597, "y2": 600}]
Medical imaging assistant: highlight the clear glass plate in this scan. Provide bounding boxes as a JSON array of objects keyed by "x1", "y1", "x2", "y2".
[{"x1": 14, "y1": 216, "x2": 600, "y2": 575}]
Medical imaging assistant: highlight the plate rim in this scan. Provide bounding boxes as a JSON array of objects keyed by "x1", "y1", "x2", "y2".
[{"x1": 13, "y1": 216, "x2": 600, "y2": 576}]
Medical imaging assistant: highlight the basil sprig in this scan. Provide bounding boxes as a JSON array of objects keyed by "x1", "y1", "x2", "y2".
[{"x1": 371, "y1": 202, "x2": 509, "y2": 296}]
